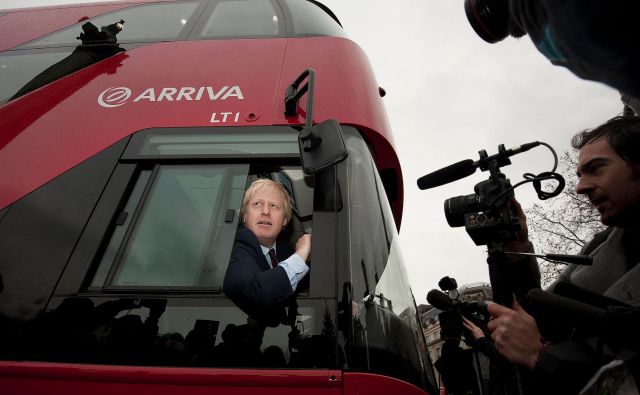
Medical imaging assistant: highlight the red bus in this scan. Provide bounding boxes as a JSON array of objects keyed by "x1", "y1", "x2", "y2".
[{"x1": 0, "y1": 1, "x2": 437, "y2": 393}]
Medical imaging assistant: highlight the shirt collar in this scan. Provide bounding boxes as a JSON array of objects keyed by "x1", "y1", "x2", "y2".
[{"x1": 260, "y1": 244, "x2": 276, "y2": 255}]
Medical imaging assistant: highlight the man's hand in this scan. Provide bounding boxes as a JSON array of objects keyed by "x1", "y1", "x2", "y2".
[
  {"x1": 487, "y1": 299, "x2": 544, "y2": 370},
  {"x1": 462, "y1": 317, "x2": 485, "y2": 340},
  {"x1": 295, "y1": 234, "x2": 312, "y2": 262}
]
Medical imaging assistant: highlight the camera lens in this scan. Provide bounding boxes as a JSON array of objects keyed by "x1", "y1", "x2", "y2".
[
  {"x1": 464, "y1": 0, "x2": 510, "y2": 44},
  {"x1": 444, "y1": 194, "x2": 479, "y2": 228}
]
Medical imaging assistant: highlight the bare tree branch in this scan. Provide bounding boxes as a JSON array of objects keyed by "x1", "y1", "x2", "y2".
[{"x1": 525, "y1": 151, "x2": 606, "y2": 287}]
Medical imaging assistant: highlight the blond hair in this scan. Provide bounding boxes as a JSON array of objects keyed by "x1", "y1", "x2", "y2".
[{"x1": 241, "y1": 179, "x2": 293, "y2": 221}]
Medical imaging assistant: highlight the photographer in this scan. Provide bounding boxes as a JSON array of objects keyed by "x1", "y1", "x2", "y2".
[
  {"x1": 486, "y1": 115, "x2": 640, "y2": 392},
  {"x1": 465, "y1": 1, "x2": 640, "y2": 113}
]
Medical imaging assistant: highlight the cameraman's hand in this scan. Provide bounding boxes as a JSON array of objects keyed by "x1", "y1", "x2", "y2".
[
  {"x1": 487, "y1": 298, "x2": 544, "y2": 370},
  {"x1": 462, "y1": 317, "x2": 485, "y2": 340},
  {"x1": 503, "y1": 197, "x2": 532, "y2": 254}
]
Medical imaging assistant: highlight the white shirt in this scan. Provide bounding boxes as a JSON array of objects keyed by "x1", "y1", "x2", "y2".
[{"x1": 260, "y1": 244, "x2": 309, "y2": 290}]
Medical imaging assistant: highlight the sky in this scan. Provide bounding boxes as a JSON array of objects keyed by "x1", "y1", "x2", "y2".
[{"x1": 2, "y1": 0, "x2": 623, "y2": 304}]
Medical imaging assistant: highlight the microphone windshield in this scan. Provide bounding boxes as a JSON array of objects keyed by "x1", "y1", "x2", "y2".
[
  {"x1": 553, "y1": 280, "x2": 630, "y2": 308},
  {"x1": 417, "y1": 159, "x2": 476, "y2": 190},
  {"x1": 526, "y1": 288, "x2": 606, "y2": 328},
  {"x1": 427, "y1": 289, "x2": 453, "y2": 311}
]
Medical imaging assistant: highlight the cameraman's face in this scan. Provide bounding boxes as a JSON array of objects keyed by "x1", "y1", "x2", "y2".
[{"x1": 576, "y1": 137, "x2": 640, "y2": 226}]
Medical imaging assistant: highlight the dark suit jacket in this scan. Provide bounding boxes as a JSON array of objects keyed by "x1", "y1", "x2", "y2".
[{"x1": 223, "y1": 227, "x2": 297, "y2": 312}]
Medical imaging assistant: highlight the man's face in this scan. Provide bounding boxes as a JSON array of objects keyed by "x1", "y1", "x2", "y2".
[
  {"x1": 576, "y1": 137, "x2": 640, "y2": 226},
  {"x1": 243, "y1": 185, "x2": 287, "y2": 246}
]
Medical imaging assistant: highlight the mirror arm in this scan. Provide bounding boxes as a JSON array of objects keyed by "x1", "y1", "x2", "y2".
[{"x1": 284, "y1": 69, "x2": 315, "y2": 128}]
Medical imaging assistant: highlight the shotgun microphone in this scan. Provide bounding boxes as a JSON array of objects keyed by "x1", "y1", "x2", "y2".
[
  {"x1": 427, "y1": 289, "x2": 454, "y2": 311},
  {"x1": 417, "y1": 159, "x2": 477, "y2": 190}
]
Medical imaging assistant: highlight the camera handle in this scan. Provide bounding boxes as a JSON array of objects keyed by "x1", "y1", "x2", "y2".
[
  {"x1": 485, "y1": 248, "x2": 528, "y2": 395},
  {"x1": 486, "y1": 242, "x2": 515, "y2": 307}
]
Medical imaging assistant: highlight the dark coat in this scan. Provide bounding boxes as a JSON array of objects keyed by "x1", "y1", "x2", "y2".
[
  {"x1": 514, "y1": 227, "x2": 640, "y2": 394},
  {"x1": 223, "y1": 228, "x2": 296, "y2": 314}
]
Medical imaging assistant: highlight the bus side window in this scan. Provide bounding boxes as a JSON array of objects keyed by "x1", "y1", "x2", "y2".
[
  {"x1": 19, "y1": 1, "x2": 201, "y2": 49},
  {"x1": 198, "y1": 0, "x2": 282, "y2": 38},
  {"x1": 91, "y1": 164, "x2": 248, "y2": 290}
]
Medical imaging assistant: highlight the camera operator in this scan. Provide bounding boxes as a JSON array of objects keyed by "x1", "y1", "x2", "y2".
[
  {"x1": 465, "y1": 1, "x2": 640, "y2": 114},
  {"x1": 486, "y1": 115, "x2": 640, "y2": 392}
]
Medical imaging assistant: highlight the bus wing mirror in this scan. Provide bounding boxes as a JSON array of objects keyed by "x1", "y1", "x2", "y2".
[{"x1": 298, "y1": 119, "x2": 348, "y2": 174}]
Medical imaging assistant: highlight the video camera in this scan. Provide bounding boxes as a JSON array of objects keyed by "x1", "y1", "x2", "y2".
[
  {"x1": 443, "y1": 149, "x2": 520, "y2": 247},
  {"x1": 418, "y1": 141, "x2": 564, "y2": 248},
  {"x1": 427, "y1": 276, "x2": 490, "y2": 342},
  {"x1": 419, "y1": 141, "x2": 568, "y2": 306}
]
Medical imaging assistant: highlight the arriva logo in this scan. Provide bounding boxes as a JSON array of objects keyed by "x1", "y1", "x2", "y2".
[
  {"x1": 98, "y1": 87, "x2": 132, "y2": 108},
  {"x1": 97, "y1": 86, "x2": 244, "y2": 108}
]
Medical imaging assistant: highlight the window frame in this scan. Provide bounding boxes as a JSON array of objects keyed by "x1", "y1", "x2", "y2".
[
  {"x1": 333, "y1": 127, "x2": 434, "y2": 391},
  {"x1": 55, "y1": 126, "x2": 334, "y2": 302}
]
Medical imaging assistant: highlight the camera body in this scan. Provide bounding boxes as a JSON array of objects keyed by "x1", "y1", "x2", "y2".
[{"x1": 444, "y1": 148, "x2": 521, "y2": 246}]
